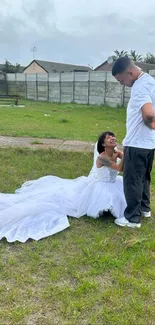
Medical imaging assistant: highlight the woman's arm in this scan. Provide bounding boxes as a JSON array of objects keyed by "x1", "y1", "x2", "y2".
[
  {"x1": 97, "y1": 155, "x2": 124, "y2": 172},
  {"x1": 117, "y1": 156, "x2": 124, "y2": 172}
]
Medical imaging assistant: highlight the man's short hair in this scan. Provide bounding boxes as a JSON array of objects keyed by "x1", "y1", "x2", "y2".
[{"x1": 112, "y1": 56, "x2": 133, "y2": 76}]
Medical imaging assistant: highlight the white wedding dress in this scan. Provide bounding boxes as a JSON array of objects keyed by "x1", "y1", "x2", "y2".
[{"x1": 0, "y1": 143, "x2": 126, "y2": 242}]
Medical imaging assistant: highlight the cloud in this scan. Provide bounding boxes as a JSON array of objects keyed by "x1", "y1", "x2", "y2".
[{"x1": 0, "y1": 0, "x2": 155, "y2": 68}]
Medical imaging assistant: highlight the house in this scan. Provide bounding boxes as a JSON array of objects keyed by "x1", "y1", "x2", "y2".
[
  {"x1": 94, "y1": 60, "x2": 155, "y2": 72},
  {"x1": 23, "y1": 60, "x2": 93, "y2": 74}
]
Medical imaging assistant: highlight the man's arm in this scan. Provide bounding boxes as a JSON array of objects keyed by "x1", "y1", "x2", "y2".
[
  {"x1": 142, "y1": 103, "x2": 155, "y2": 129},
  {"x1": 132, "y1": 87, "x2": 155, "y2": 129}
]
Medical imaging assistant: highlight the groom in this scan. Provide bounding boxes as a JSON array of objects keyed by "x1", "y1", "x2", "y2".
[{"x1": 104, "y1": 56, "x2": 155, "y2": 228}]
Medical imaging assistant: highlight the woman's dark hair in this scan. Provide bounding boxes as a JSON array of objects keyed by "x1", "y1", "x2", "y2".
[{"x1": 97, "y1": 131, "x2": 115, "y2": 153}]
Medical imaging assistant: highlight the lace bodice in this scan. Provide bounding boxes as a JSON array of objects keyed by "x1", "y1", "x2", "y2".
[
  {"x1": 88, "y1": 158, "x2": 120, "y2": 183},
  {"x1": 88, "y1": 165, "x2": 118, "y2": 183}
]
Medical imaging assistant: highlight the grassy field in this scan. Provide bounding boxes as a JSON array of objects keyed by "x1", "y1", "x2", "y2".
[
  {"x1": 0, "y1": 100, "x2": 126, "y2": 143},
  {"x1": 0, "y1": 148, "x2": 155, "y2": 325}
]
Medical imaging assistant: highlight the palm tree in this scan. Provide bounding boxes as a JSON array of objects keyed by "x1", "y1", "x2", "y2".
[
  {"x1": 144, "y1": 52, "x2": 155, "y2": 64},
  {"x1": 130, "y1": 50, "x2": 143, "y2": 62},
  {"x1": 113, "y1": 50, "x2": 128, "y2": 60}
]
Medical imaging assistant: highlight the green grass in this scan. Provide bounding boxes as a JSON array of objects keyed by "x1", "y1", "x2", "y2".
[
  {"x1": 0, "y1": 148, "x2": 155, "y2": 325},
  {"x1": 0, "y1": 100, "x2": 126, "y2": 143}
]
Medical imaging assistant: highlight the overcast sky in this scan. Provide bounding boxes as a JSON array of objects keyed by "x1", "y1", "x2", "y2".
[{"x1": 0, "y1": 0, "x2": 155, "y2": 68}]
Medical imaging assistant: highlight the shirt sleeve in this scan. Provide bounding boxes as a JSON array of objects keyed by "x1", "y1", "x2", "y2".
[{"x1": 132, "y1": 87, "x2": 152, "y2": 111}]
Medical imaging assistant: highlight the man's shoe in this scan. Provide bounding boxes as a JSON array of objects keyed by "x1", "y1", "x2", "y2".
[
  {"x1": 127, "y1": 222, "x2": 141, "y2": 228},
  {"x1": 141, "y1": 211, "x2": 151, "y2": 218},
  {"x1": 115, "y1": 217, "x2": 141, "y2": 228},
  {"x1": 114, "y1": 217, "x2": 129, "y2": 227}
]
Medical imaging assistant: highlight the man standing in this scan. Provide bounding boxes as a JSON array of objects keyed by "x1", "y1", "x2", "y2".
[{"x1": 112, "y1": 57, "x2": 155, "y2": 228}]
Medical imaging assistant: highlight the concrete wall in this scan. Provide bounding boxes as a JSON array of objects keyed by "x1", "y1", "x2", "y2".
[{"x1": 6, "y1": 70, "x2": 155, "y2": 107}]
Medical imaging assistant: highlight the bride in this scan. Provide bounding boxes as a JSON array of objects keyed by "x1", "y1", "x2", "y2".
[{"x1": 0, "y1": 131, "x2": 126, "y2": 243}]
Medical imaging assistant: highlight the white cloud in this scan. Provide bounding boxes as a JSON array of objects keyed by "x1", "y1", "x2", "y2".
[{"x1": 0, "y1": 0, "x2": 155, "y2": 67}]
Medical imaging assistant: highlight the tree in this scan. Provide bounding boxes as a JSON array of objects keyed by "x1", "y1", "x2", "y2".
[
  {"x1": 113, "y1": 50, "x2": 129, "y2": 60},
  {"x1": 144, "y1": 53, "x2": 155, "y2": 64},
  {"x1": 112, "y1": 50, "x2": 143, "y2": 62},
  {"x1": 14, "y1": 63, "x2": 21, "y2": 73},
  {"x1": 130, "y1": 50, "x2": 143, "y2": 62},
  {"x1": 2, "y1": 60, "x2": 21, "y2": 73}
]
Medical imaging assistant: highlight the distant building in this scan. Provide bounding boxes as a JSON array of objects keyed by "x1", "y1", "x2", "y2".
[
  {"x1": 94, "y1": 60, "x2": 155, "y2": 73},
  {"x1": 23, "y1": 59, "x2": 93, "y2": 74}
]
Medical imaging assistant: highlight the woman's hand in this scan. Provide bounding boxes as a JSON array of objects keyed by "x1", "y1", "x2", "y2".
[{"x1": 114, "y1": 146, "x2": 123, "y2": 158}]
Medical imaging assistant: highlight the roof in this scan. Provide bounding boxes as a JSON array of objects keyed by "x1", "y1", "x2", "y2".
[
  {"x1": 94, "y1": 60, "x2": 155, "y2": 72},
  {"x1": 23, "y1": 60, "x2": 93, "y2": 73},
  {"x1": 94, "y1": 60, "x2": 108, "y2": 71}
]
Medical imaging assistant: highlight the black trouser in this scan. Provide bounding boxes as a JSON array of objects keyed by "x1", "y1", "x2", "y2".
[{"x1": 123, "y1": 146, "x2": 154, "y2": 224}]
